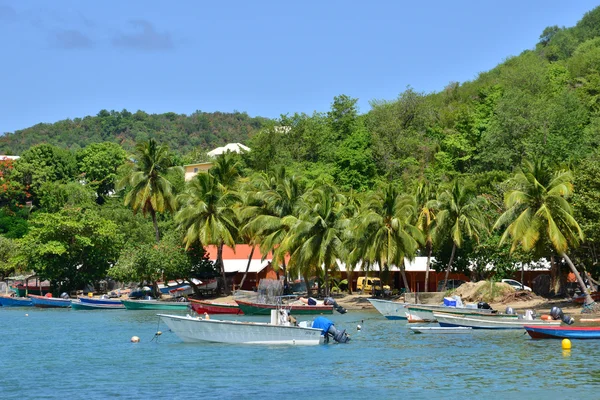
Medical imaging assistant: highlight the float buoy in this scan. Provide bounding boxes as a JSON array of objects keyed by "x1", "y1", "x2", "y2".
[
  {"x1": 357, "y1": 324, "x2": 362, "y2": 331},
  {"x1": 562, "y1": 338, "x2": 571, "y2": 350},
  {"x1": 25, "y1": 314, "x2": 29, "y2": 317},
  {"x1": 131, "y1": 336, "x2": 140, "y2": 343}
]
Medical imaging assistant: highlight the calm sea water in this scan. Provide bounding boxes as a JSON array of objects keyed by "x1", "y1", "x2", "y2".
[{"x1": 1, "y1": 307, "x2": 599, "y2": 399}]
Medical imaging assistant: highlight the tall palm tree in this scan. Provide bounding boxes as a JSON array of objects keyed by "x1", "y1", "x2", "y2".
[
  {"x1": 415, "y1": 181, "x2": 436, "y2": 292},
  {"x1": 281, "y1": 184, "x2": 347, "y2": 297},
  {"x1": 493, "y1": 157, "x2": 596, "y2": 307},
  {"x1": 243, "y1": 168, "x2": 305, "y2": 286},
  {"x1": 432, "y1": 180, "x2": 487, "y2": 292},
  {"x1": 118, "y1": 139, "x2": 180, "y2": 243},
  {"x1": 360, "y1": 183, "x2": 423, "y2": 293},
  {"x1": 176, "y1": 173, "x2": 240, "y2": 295}
]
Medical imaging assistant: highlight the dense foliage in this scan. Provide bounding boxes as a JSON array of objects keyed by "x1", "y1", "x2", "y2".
[{"x1": 2, "y1": 7, "x2": 600, "y2": 298}]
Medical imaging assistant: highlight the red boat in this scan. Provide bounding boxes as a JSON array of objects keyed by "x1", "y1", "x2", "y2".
[
  {"x1": 572, "y1": 292, "x2": 600, "y2": 304},
  {"x1": 189, "y1": 299, "x2": 243, "y2": 315}
]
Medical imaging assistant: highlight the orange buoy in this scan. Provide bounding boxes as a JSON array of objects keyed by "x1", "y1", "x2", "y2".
[{"x1": 541, "y1": 314, "x2": 552, "y2": 321}]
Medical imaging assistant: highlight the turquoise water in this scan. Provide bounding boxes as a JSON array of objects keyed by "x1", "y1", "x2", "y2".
[{"x1": 1, "y1": 307, "x2": 599, "y2": 399}]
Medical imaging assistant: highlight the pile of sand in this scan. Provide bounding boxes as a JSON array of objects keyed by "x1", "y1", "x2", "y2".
[{"x1": 454, "y1": 281, "x2": 516, "y2": 303}]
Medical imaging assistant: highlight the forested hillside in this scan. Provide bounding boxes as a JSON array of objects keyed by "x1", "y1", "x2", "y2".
[
  {"x1": 0, "y1": 109, "x2": 269, "y2": 156},
  {"x1": 2, "y1": 6, "x2": 600, "y2": 301}
]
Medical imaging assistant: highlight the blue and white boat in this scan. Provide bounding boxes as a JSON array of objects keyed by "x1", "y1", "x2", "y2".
[
  {"x1": 0, "y1": 295, "x2": 33, "y2": 307},
  {"x1": 29, "y1": 294, "x2": 72, "y2": 308},
  {"x1": 525, "y1": 326, "x2": 600, "y2": 339},
  {"x1": 78, "y1": 296, "x2": 124, "y2": 306}
]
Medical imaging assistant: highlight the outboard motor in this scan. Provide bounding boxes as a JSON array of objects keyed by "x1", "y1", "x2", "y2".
[
  {"x1": 60, "y1": 292, "x2": 69, "y2": 299},
  {"x1": 324, "y1": 297, "x2": 347, "y2": 314},
  {"x1": 550, "y1": 306, "x2": 574, "y2": 325},
  {"x1": 478, "y1": 302, "x2": 492, "y2": 310},
  {"x1": 311, "y1": 316, "x2": 351, "y2": 343},
  {"x1": 505, "y1": 306, "x2": 515, "y2": 315}
]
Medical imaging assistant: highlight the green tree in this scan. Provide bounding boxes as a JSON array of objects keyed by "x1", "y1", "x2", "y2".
[
  {"x1": 77, "y1": 142, "x2": 128, "y2": 203},
  {"x1": 12, "y1": 144, "x2": 77, "y2": 202},
  {"x1": 16, "y1": 208, "x2": 123, "y2": 294},
  {"x1": 0, "y1": 236, "x2": 19, "y2": 279},
  {"x1": 360, "y1": 183, "x2": 423, "y2": 292},
  {"x1": 432, "y1": 180, "x2": 488, "y2": 291},
  {"x1": 281, "y1": 184, "x2": 348, "y2": 297},
  {"x1": 415, "y1": 181, "x2": 436, "y2": 291},
  {"x1": 493, "y1": 157, "x2": 596, "y2": 308},
  {"x1": 176, "y1": 173, "x2": 240, "y2": 295},
  {"x1": 118, "y1": 139, "x2": 180, "y2": 243}
]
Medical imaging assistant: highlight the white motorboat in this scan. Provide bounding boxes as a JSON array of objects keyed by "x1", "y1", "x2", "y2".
[
  {"x1": 406, "y1": 303, "x2": 499, "y2": 323},
  {"x1": 433, "y1": 312, "x2": 562, "y2": 330},
  {"x1": 158, "y1": 309, "x2": 351, "y2": 345},
  {"x1": 367, "y1": 298, "x2": 410, "y2": 320}
]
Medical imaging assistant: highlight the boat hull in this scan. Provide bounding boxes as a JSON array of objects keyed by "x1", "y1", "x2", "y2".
[
  {"x1": 434, "y1": 312, "x2": 562, "y2": 330},
  {"x1": 235, "y1": 299, "x2": 333, "y2": 315},
  {"x1": 71, "y1": 300, "x2": 125, "y2": 310},
  {"x1": 0, "y1": 296, "x2": 33, "y2": 307},
  {"x1": 121, "y1": 299, "x2": 190, "y2": 310},
  {"x1": 78, "y1": 297, "x2": 124, "y2": 306},
  {"x1": 525, "y1": 326, "x2": 600, "y2": 339},
  {"x1": 158, "y1": 314, "x2": 324, "y2": 345},
  {"x1": 410, "y1": 326, "x2": 473, "y2": 334},
  {"x1": 189, "y1": 299, "x2": 243, "y2": 315},
  {"x1": 367, "y1": 298, "x2": 409, "y2": 320},
  {"x1": 406, "y1": 305, "x2": 501, "y2": 323},
  {"x1": 29, "y1": 294, "x2": 72, "y2": 308}
]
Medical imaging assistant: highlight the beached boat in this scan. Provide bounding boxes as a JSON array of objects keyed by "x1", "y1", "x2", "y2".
[
  {"x1": 368, "y1": 298, "x2": 410, "y2": 320},
  {"x1": 235, "y1": 299, "x2": 333, "y2": 315},
  {"x1": 406, "y1": 304, "x2": 499, "y2": 323},
  {"x1": 158, "y1": 310, "x2": 350, "y2": 345},
  {"x1": 71, "y1": 300, "x2": 125, "y2": 310},
  {"x1": 29, "y1": 294, "x2": 72, "y2": 308},
  {"x1": 0, "y1": 295, "x2": 33, "y2": 307},
  {"x1": 121, "y1": 299, "x2": 190, "y2": 311},
  {"x1": 524, "y1": 325, "x2": 600, "y2": 339},
  {"x1": 572, "y1": 292, "x2": 600, "y2": 304},
  {"x1": 189, "y1": 299, "x2": 243, "y2": 315},
  {"x1": 78, "y1": 296, "x2": 124, "y2": 306},
  {"x1": 14, "y1": 283, "x2": 51, "y2": 297},
  {"x1": 434, "y1": 312, "x2": 562, "y2": 330},
  {"x1": 410, "y1": 326, "x2": 473, "y2": 334}
]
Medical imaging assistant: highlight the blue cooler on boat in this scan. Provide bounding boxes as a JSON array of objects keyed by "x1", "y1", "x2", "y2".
[{"x1": 443, "y1": 297, "x2": 457, "y2": 307}]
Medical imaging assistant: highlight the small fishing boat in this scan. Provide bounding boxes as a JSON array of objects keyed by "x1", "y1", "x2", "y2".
[
  {"x1": 29, "y1": 294, "x2": 72, "y2": 308},
  {"x1": 0, "y1": 295, "x2": 33, "y2": 307},
  {"x1": 78, "y1": 296, "x2": 124, "y2": 306},
  {"x1": 71, "y1": 300, "x2": 125, "y2": 310},
  {"x1": 367, "y1": 298, "x2": 410, "y2": 320},
  {"x1": 121, "y1": 299, "x2": 190, "y2": 311},
  {"x1": 158, "y1": 309, "x2": 350, "y2": 345},
  {"x1": 434, "y1": 312, "x2": 562, "y2": 330},
  {"x1": 235, "y1": 299, "x2": 333, "y2": 315},
  {"x1": 524, "y1": 325, "x2": 600, "y2": 339},
  {"x1": 189, "y1": 299, "x2": 243, "y2": 315},
  {"x1": 406, "y1": 302, "x2": 498, "y2": 323},
  {"x1": 410, "y1": 326, "x2": 473, "y2": 334}
]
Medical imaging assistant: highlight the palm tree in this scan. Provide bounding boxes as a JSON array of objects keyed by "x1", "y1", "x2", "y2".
[
  {"x1": 432, "y1": 180, "x2": 487, "y2": 292},
  {"x1": 281, "y1": 184, "x2": 347, "y2": 297},
  {"x1": 493, "y1": 157, "x2": 596, "y2": 307},
  {"x1": 243, "y1": 168, "x2": 305, "y2": 287},
  {"x1": 360, "y1": 183, "x2": 423, "y2": 293},
  {"x1": 415, "y1": 181, "x2": 436, "y2": 292},
  {"x1": 175, "y1": 173, "x2": 240, "y2": 295},
  {"x1": 118, "y1": 139, "x2": 180, "y2": 243}
]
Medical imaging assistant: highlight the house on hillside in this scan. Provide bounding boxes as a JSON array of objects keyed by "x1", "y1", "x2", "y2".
[
  {"x1": 183, "y1": 162, "x2": 213, "y2": 181},
  {"x1": 183, "y1": 143, "x2": 251, "y2": 182},
  {"x1": 0, "y1": 155, "x2": 20, "y2": 161}
]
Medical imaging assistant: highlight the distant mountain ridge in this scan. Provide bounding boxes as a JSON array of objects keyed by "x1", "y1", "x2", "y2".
[{"x1": 0, "y1": 109, "x2": 270, "y2": 155}]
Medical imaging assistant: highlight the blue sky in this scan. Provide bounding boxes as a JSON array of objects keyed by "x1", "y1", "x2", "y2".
[{"x1": 0, "y1": 0, "x2": 598, "y2": 134}]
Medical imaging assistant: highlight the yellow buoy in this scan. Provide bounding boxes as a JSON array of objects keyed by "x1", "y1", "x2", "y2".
[
  {"x1": 562, "y1": 338, "x2": 571, "y2": 350},
  {"x1": 131, "y1": 336, "x2": 140, "y2": 343}
]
